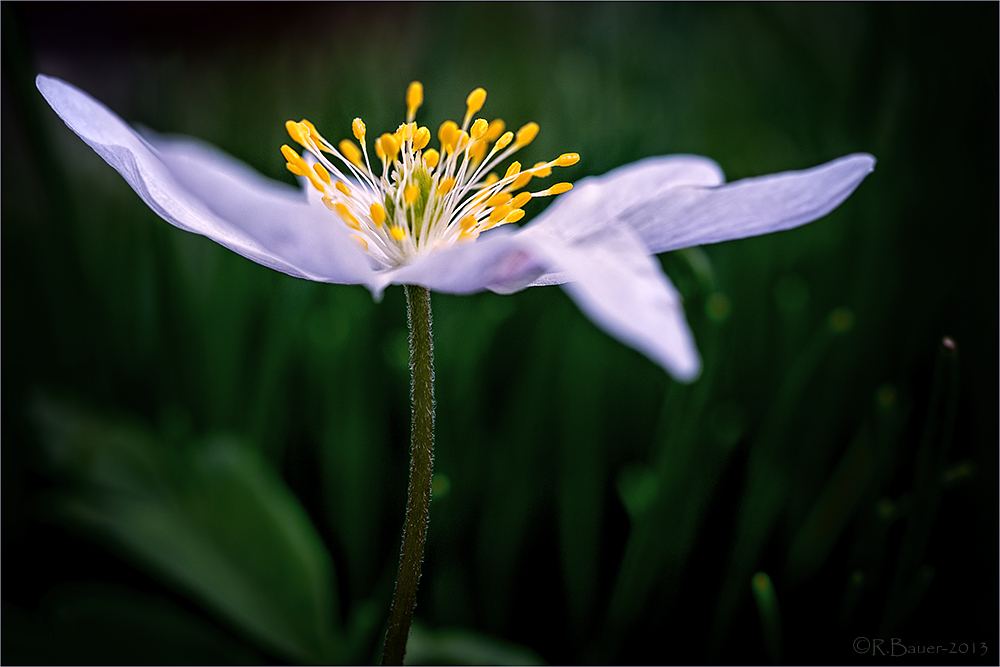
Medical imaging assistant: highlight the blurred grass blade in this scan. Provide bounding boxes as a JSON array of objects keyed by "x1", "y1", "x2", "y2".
[
  {"x1": 838, "y1": 569, "x2": 865, "y2": 628},
  {"x1": 750, "y1": 572, "x2": 782, "y2": 665},
  {"x1": 33, "y1": 397, "x2": 343, "y2": 664},
  {"x1": 403, "y1": 623, "x2": 546, "y2": 666},
  {"x1": 786, "y1": 427, "x2": 876, "y2": 581},
  {"x1": 880, "y1": 337, "x2": 959, "y2": 635}
]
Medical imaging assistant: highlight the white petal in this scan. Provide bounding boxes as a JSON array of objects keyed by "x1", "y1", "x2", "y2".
[
  {"x1": 36, "y1": 75, "x2": 371, "y2": 284},
  {"x1": 618, "y1": 153, "x2": 876, "y2": 253},
  {"x1": 524, "y1": 225, "x2": 701, "y2": 381},
  {"x1": 371, "y1": 227, "x2": 547, "y2": 297},
  {"x1": 527, "y1": 155, "x2": 725, "y2": 243}
]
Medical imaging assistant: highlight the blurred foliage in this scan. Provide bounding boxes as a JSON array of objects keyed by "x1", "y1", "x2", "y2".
[{"x1": 3, "y1": 2, "x2": 997, "y2": 664}]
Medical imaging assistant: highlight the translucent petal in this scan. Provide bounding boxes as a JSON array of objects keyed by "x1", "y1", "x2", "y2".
[{"x1": 36, "y1": 75, "x2": 371, "y2": 284}]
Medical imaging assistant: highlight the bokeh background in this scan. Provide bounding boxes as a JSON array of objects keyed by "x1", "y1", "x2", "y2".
[{"x1": 3, "y1": 3, "x2": 997, "y2": 665}]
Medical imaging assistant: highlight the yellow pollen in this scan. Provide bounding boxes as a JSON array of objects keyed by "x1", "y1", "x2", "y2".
[
  {"x1": 470, "y1": 118, "x2": 489, "y2": 140},
  {"x1": 404, "y1": 183, "x2": 420, "y2": 205},
  {"x1": 514, "y1": 122, "x2": 539, "y2": 147},
  {"x1": 495, "y1": 131, "x2": 514, "y2": 151},
  {"x1": 438, "y1": 121, "x2": 459, "y2": 150},
  {"x1": 370, "y1": 203, "x2": 386, "y2": 226},
  {"x1": 334, "y1": 202, "x2": 361, "y2": 229},
  {"x1": 555, "y1": 152, "x2": 580, "y2": 167},
  {"x1": 413, "y1": 126, "x2": 431, "y2": 151},
  {"x1": 510, "y1": 172, "x2": 533, "y2": 190},
  {"x1": 485, "y1": 119, "x2": 506, "y2": 141},
  {"x1": 336, "y1": 180, "x2": 351, "y2": 196},
  {"x1": 390, "y1": 226, "x2": 406, "y2": 241},
  {"x1": 459, "y1": 214, "x2": 478, "y2": 230},
  {"x1": 286, "y1": 120, "x2": 307, "y2": 145},
  {"x1": 313, "y1": 163, "x2": 332, "y2": 184},
  {"x1": 546, "y1": 182, "x2": 573, "y2": 195},
  {"x1": 281, "y1": 144, "x2": 304, "y2": 167},
  {"x1": 338, "y1": 139, "x2": 363, "y2": 167},
  {"x1": 286, "y1": 162, "x2": 307, "y2": 177},
  {"x1": 406, "y1": 81, "x2": 423, "y2": 122},
  {"x1": 486, "y1": 192, "x2": 512, "y2": 207},
  {"x1": 504, "y1": 161, "x2": 521, "y2": 179},
  {"x1": 423, "y1": 149, "x2": 440, "y2": 169},
  {"x1": 379, "y1": 133, "x2": 399, "y2": 162},
  {"x1": 484, "y1": 173, "x2": 499, "y2": 186},
  {"x1": 531, "y1": 161, "x2": 552, "y2": 178},
  {"x1": 511, "y1": 191, "x2": 532, "y2": 208},
  {"x1": 393, "y1": 124, "x2": 408, "y2": 148},
  {"x1": 488, "y1": 204, "x2": 512, "y2": 223},
  {"x1": 352, "y1": 118, "x2": 366, "y2": 142},
  {"x1": 468, "y1": 140, "x2": 487, "y2": 164},
  {"x1": 438, "y1": 177, "x2": 456, "y2": 194},
  {"x1": 505, "y1": 209, "x2": 525, "y2": 224},
  {"x1": 466, "y1": 87, "x2": 487, "y2": 118}
]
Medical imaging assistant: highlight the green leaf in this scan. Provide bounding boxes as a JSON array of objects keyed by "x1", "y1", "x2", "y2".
[
  {"x1": 403, "y1": 623, "x2": 546, "y2": 666},
  {"x1": 33, "y1": 397, "x2": 343, "y2": 664}
]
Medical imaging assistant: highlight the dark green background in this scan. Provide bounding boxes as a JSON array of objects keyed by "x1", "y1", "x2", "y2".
[{"x1": 3, "y1": 3, "x2": 997, "y2": 664}]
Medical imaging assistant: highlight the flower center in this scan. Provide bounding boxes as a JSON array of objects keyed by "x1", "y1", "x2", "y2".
[{"x1": 281, "y1": 82, "x2": 579, "y2": 267}]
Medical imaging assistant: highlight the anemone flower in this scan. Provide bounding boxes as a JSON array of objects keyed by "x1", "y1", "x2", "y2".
[
  {"x1": 36, "y1": 74, "x2": 873, "y2": 382},
  {"x1": 36, "y1": 73, "x2": 874, "y2": 665}
]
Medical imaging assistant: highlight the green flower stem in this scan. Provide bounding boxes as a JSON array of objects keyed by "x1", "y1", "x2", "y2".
[{"x1": 382, "y1": 284, "x2": 435, "y2": 666}]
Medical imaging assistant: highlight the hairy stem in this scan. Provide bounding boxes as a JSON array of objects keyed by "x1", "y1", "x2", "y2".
[{"x1": 382, "y1": 285, "x2": 435, "y2": 666}]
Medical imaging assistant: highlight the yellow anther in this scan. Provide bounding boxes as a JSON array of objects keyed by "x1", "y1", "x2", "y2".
[
  {"x1": 531, "y1": 161, "x2": 552, "y2": 178},
  {"x1": 406, "y1": 81, "x2": 423, "y2": 122},
  {"x1": 456, "y1": 130, "x2": 470, "y2": 152},
  {"x1": 470, "y1": 118, "x2": 489, "y2": 140},
  {"x1": 511, "y1": 191, "x2": 532, "y2": 209},
  {"x1": 488, "y1": 204, "x2": 512, "y2": 224},
  {"x1": 495, "y1": 131, "x2": 514, "y2": 151},
  {"x1": 375, "y1": 141, "x2": 385, "y2": 161},
  {"x1": 437, "y1": 177, "x2": 456, "y2": 195},
  {"x1": 370, "y1": 203, "x2": 386, "y2": 226},
  {"x1": 485, "y1": 119, "x2": 506, "y2": 142},
  {"x1": 504, "y1": 161, "x2": 521, "y2": 179},
  {"x1": 334, "y1": 202, "x2": 361, "y2": 229},
  {"x1": 484, "y1": 173, "x2": 499, "y2": 186},
  {"x1": 300, "y1": 119, "x2": 320, "y2": 138},
  {"x1": 438, "y1": 120, "x2": 459, "y2": 149},
  {"x1": 286, "y1": 162, "x2": 307, "y2": 177},
  {"x1": 546, "y1": 182, "x2": 574, "y2": 195},
  {"x1": 486, "y1": 192, "x2": 512, "y2": 208},
  {"x1": 313, "y1": 163, "x2": 332, "y2": 185},
  {"x1": 379, "y1": 133, "x2": 399, "y2": 162},
  {"x1": 515, "y1": 122, "x2": 539, "y2": 147},
  {"x1": 555, "y1": 152, "x2": 580, "y2": 167},
  {"x1": 321, "y1": 195, "x2": 336, "y2": 210},
  {"x1": 460, "y1": 214, "x2": 478, "y2": 230},
  {"x1": 423, "y1": 149, "x2": 440, "y2": 169},
  {"x1": 505, "y1": 209, "x2": 525, "y2": 224},
  {"x1": 510, "y1": 172, "x2": 533, "y2": 190},
  {"x1": 390, "y1": 226, "x2": 406, "y2": 241},
  {"x1": 392, "y1": 126, "x2": 407, "y2": 151},
  {"x1": 404, "y1": 183, "x2": 420, "y2": 205},
  {"x1": 336, "y1": 180, "x2": 351, "y2": 196},
  {"x1": 286, "y1": 120, "x2": 307, "y2": 145},
  {"x1": 413, "y1": 126, "x2": 431, "y2": 151},
  {"x1": 466, "y1": 87, "x2": 487, "y2": 117},
  {"x1": 338, "y1": 139, "x2": 363, "y2": 167},
  {"x1": 468, "y1": 140, "x2": 487, "y2": 164},
  {"x1": 352, "y1": 118, "x2": 366, "y2": 142},
  {"x1": 350, "y1": 234, "x2": 369, "y2": 251},
  {"x1": 281, "y1": 144, "x2": 305, "y2": 167}
]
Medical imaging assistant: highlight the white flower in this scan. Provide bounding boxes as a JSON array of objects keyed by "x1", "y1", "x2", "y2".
[{"x1": 36, "y1": 74, "x2": 874, "y2": 382}]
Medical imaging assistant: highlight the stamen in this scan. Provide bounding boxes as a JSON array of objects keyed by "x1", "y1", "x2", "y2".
[
  {"x1": 404, "y1": 183, "x2": 420, "y2": 205},
  {"x1": 336, "y1": 181, "x2": 352, "y2": 196},
  {"x1": 313, "y1": 163, "x2": 332, "y2": 185},
  {"x1": 494, "y1": 131, "x2": 514, "y2": 151},
  {"x1": 514, "y1": 122, "x2": 539, "y2": 147},
  {"x1": 505, "y1": 209, "x2": 525, "y2": 224},
  {"x1": 531, "y1": 161, "x2": 552, "y2": 178},
  {"x1": 339, "y1": 139, "x2": 363, "y2": 167},
  {"x1": 379, "y1": 133, "x2": 400, "y2": 162},
  {"x1": 353, "y1": 118, "x2": 366, "y2": 142},
  {"x1": 464, "y1": 87, "x2": 487, "y2": 125},
  {"x1": 504, "y1": 161, "x2": 521, "y2": 179},
  {"x1": 406, "y1": 81, "x2": 424, "y2": 122},
  {"x1": 424, "y1": 149, "x2": 440, "y2": 169},
  {"x1": 511, "y1": 191, "x2": 531, "y2": 208},
  {"x1": 485, "y1": 119, "x2": 506, "y2": 142},
  {"x1": 370, "y1": 203, "x2": 387, "y2": 226},
  {"x1": 334, "y1": 202, "x2": 361, "y2": 229},
  {"x1": 486, "y1": 192, "x2": 512, "y2": 208},
  {"x1": 470, "y1": 118, "x2": 489, "y2": 140},
  {"x1": 413, "y1": 126, "x2": 431, "y2": 151},
  {"x1": 554, "y1": 153, "x2": 580, "y2": 166},
  {"x1": 438, "y1": 177, "x2": 456, "y2": 195},
  {"x1": 390, "y1": 226, "x2": 406, "y2": 241}
]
